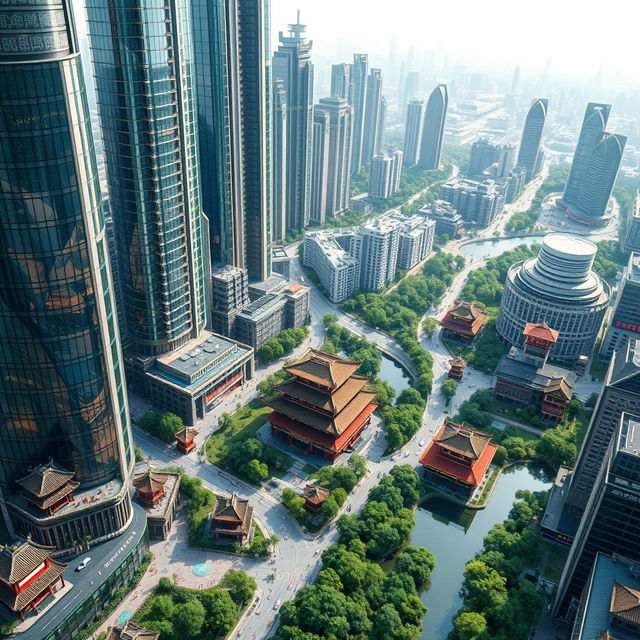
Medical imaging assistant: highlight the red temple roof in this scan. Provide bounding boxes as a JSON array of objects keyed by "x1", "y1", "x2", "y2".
[
  {"x1": 175, "y1": 427, "x2": 198, "y2": 444},
  {"x1": 441, "y1": 301, "x2": 487, "y2": 337},
  {"x1": 274, "y1": 375, "x2": 369, "y2": 413},
  {"x1": 523, "y1": 322, "x2": 559, "y2": 344},
  {"x1": 284, "y1": 350, "x2": 361, "y2": 389},
  {"x1": 303, "y1": 485, "x2": 330, "y2": 506}
]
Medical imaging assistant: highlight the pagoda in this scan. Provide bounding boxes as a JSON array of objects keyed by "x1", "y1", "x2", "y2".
[
  {"x1": 419, "y1": 420, "x2": 498, "y2": 500},
  {"x1": 105, "y1": 621, "x2": 160, "y2": 640},
  {"x1": 263, "y1": 349, "x2": 377, "y2": 461},
  {"x1": 0, "y1": 538, "x2": 67, "y2": 620},
  {"x1": 448, "y1": 357, "x2": 466, "y2": 381},
  {"x1": 175, "y1": 427, "x2": 198, "y2": 454},
  {"x1": 440, "y1": 301, "x2": 487, "y2": 343},
  {"x1": 210, "y1": 493, "x2": 253, "y2": 542},
  {"x1": 15, "y1": 462, "x2": 79, "y2": 516},
  {"x1": 303, "y1": 485, "x2": 330, "y2": 513}
]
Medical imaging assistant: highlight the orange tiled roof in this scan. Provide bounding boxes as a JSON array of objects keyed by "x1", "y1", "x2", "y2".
[
  {"x1": 284, "y1": 350, "x2": 361, "y2": 389},
  {"x1": 303, "y1": 485, "x2": 330, "y2": 505},
  {"x1": 610, "y1": 580, "x2": 640, "y2": 624},
  {"x1": 523, "y1": 322, "x2": 560, "y2": 343}
]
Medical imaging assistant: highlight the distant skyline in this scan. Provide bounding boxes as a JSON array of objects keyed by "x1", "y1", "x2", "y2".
[{"x1": 271, "y1": 0, "x2": 638, "y2": 82}]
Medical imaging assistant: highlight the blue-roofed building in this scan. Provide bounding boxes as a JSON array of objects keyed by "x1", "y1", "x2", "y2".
[{"x1": 572, "y1": 553, "x2": 640, "y2": 640}]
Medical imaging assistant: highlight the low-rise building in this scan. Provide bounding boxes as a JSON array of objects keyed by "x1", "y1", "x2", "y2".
[
  {"x1": 440, "y1": 177, "x2": 504, "y2": 226},
  {"x1": 419, "y1": 200, "x2": 464, "y2": 238},
  {"x1": 303, "y1": 485, "x2": 329, "y2": 513},
  {"x1": 493, "y1": 323, "x2": 576, "y2": 425},
  {"x1": 440, "y1": 301, "x2": 488, "y2": 343},
  {"x1": 133, "y1": 469, "x2": 180, "y2": 540},
  {"x1": 210, "y1": 493, "x2": 253, "y2": 543},
  {"x1": 235, "y1": 294, "x2": 288, "y2": 349},
  {"x1": 175, "y1": 427, "x2": 198, "y2": 454},
  {"x1": 106, "y1": 622, "x2": 160, "y2": 640},
  {"x1": 284, "y1": 284, "x2": 311, "y2": 328},
  {"x1": 271, "y1": 245, "x2": 292, "y2": 279}
]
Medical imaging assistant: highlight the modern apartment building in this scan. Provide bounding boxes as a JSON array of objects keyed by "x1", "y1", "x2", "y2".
[
  {"x1": 331, "y1": 62, "x2": 353, "y2": 102},
  {"x1": 440, "y1": 178, "x2": 504, "y2": 226},
  {"x1": 420, "y1": 201, "x2": 465, "y2": 238},
  {"x1": 369, "y1": 153, "x2": 393, "y2": 199},
  {"x1": 360, "y1": 218, "x2": 401, "y2": 291}
]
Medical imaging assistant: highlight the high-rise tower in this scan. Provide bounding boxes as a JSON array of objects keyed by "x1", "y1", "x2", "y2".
[
  {"x1": 273, "y1": 12, "x2": 314, "y2": 231},
  {"x1": 192, "y1": 0, "x2": 272, "y2": 280},
  {"x1": 87, "y1": 0, "x2": 208, "y2": 356},
  {"x1": 350, "y1": 53, "x2": 369, "y2": 175},
  {"x1": 516, "y1": 98, "x2": 548, "y2": 181},
  {"x1": 418, "y1": 84, "x2": 448, "y2": 170},
  {"x1": 0, "y1": 0, "x2": 133, "y2": 543},
  {"x1": 272, "y1": 79, "x2": 288, "y2": 243},
  {"x1": 404, "y1": 99, "x2": 425, "y2": 167},
  {"x1": 331, "y1": 62, "x2": 353, "y2": 103},
  {"x1": 362, "y1": 68, "x2": 383, "y2": 162}
]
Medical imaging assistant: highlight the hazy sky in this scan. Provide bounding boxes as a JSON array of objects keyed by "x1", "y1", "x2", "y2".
[{"x1": 271, "y1": 0, "x2": 638, "y2": 80}]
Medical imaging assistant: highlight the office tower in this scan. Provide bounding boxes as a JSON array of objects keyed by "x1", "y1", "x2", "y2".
[
  {"x1": 273, "y1": 13, "x2": 314, "y2": 230},
  {"x1": 554, "y1": 413, "x2": 640, "y2": 622},
  {"x1": 624, "y1": 193, "x2": 640, "y2": 253},
  {"x1": 390, "y1": 149, "x2": 404, "y2": 192},
  {"x1": 418, "y1": 84, "x2": 448, "y2": 170},
  {"x1": 469, "y1": 138, "x2": 516, "y2": 177},
  {"x1": 404, "y1": 99, "x2": 425, "y2": 166},
  {"x1": 350, "y1": 53, "x2": 369, "y2": 174},
  {"x1": 565, "y1": 339, "x2": 640, "y2": 512},
  {"x1": 0, "y1": 0, "x2": 134, "y2": 546},
  {"x1": 273, "y1": 79, "x2": 288, "y2": 243},
  {"x1": 400, "y1": 71, "x2": 420, "y2": 115},
  {"x1": 331, "y1": 62, "x2": 353, "y2": 103},
  {"x1": 310, "y1": 109, "x2": 330, "y2": 224},
  {"x1": 369, "y1": 154, "x2": 393, "y2": 199},
  {"x1": 516, "y1": 99, "x2": 549, "y2": 181},
  {"x1": 600, "y1": 254, "x2": 640, "y2": 357},
  {"x1": 192, "y1": 0, "x2": 273, "y2": 280},
  {"x1": 377, "y1": 96, "x2": 387, "y2": 151},
  {"x1": 88, "y1": 0, "x2": 207, "y2": 356},
  {"x1": 360, "y1": 218, "x2": 400, "y2": 290},
  {"x1": 312, "y1": 97, "x2": 353, "y2": 222},
  {"x1": 362, "y1": 69, "x2": 384, "y2": 161},
  {"x1": 496, "y1": 234, "x2": 610, "y2": 363},
  {"x1": 561, "y1": 103, "x2": 627, "y2": 226},
  {"x1": 440, "y1": 178, "x2": 504, "y2": 226}
]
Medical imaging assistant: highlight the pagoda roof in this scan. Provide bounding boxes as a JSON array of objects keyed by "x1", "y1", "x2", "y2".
[
  {"x1": 450, "y1": 357, "x2": 467, "y2": 367},
  {"x1": 0, "y1": 538, "x2": 57, "y2": 584},
  {"x1": 419, "y1": 424, "x2": 498, "y2": 486},
  {"x1": 610, "y1": 580, "x2": 640, "y2": 624},
  {"x1": 446, "y1": 301, "x2": 486, "y2": 321},
  {"x1": 303, "y1": 484, "x2": 330, "y2": 505},
  {"x1": 274, "y1": 375, "x2": 369, "y2": 414},
  {"x1": 106, "y1": 622, "x2": 161, "y2": 640},
  {"x1": 213, "y1": 494, "x2": 252, "y2": 527},
  {"x1": 434, "y1": 420, "x2": 492, "y2": 460},
  {"x1": 265, "y1": 388, "x2": 377, "y2": 436},
  {"x1": 15, "y1": 462, "x2": 77, "y2": 500},
  {"x1": 283, "y1": 349, "x2": 361, "y2": 389},
  {"x1": 494, "y1": 356, "x2": 576, "y2": 399},
  {"x1": 523, "y1": 322, "x2": 560, "y2": 343},
  {"x1": 441, "y1": 302, "x2": 487, "y2": 336},
  {"x1": 0, "y1": 557, "x2": 66, "y2": 612},
  {"x1": 175, "y1": 427, "x2": 198, "y2": 444},
  {"x1": 133, "y1": 470, "x2": 168, "y2": 495}
]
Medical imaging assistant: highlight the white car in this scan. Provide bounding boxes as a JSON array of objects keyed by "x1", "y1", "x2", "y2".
[
  {"x1": 419, "y1": 440, "x2": 425, "y2": 447},
  {"x1": 274, "y1": 600, "x2": 281, "y2": 611},
  {"x1": 76, "y1": 557, "x2": 91, "y2": 571}
]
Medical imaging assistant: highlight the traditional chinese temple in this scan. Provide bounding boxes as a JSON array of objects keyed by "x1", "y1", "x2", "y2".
[
  {"x1": 105, "y1": 621, "x2": 160, "y2": 640},
  {"x1": 440, "y1": 301, "x2": 488, "y2": 343},
  {"x1": 15, "y1": 462, "x2": 79, "y2": 517},
  {"x1": 133, "y1": 469, "x2": 180, "y2": 540},
  {"x1": 0, "y1": 538, "x2": 67, "y2": 620},
  {"x1": 448, "y1": 357, "x2": 466, "y2": 381},
  {"x1": 210, "y1": 493, "x2": 253, "y2": 542},
  {"x1": 303, "y1": 485, "x2": 330, "y2": 513},
  {"x1": 175, "y1": 427, "x2": 198, "y2": 454},
  {"x1": 419, "y1": 420, "x2": 498, "y2": 500},
  {"x1": 493, "y1": 323, "x2": 576, "y2": 425}
]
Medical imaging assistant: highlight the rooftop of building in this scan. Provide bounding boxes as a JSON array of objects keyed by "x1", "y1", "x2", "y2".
[
  {"x1": 271, "y1": 245, "x2": 289, "y2": 259},
  {"x1": 284, "y1": 349, "x2": 361, "y2": 389},
  {"x1": 573, "y1": 553, "x2": 640, "y2": 640},
  {"x1": 133, "y1": 469, "x2": 180, "y2": 519},
  {"x1": 105, "y1": 622, "x2": 160, "y2": 640},
  {"x1": 211, "y1": 265, "x2": 247, "y2": 282},
  {"x1": 362, "y1": 216, "x2": 401, "y2": 234},
  {"x1": 419, "y1": 200, "x2": 461, "y2": 218},
  {"x1": 236, "y1": 293, "x2": 287, "y2": 322},
  {"x1": 523, "y1": 322, "x2": 560, "y2": 344},
  {"x1": 305, "y1": 233, "x2": 358, "y2": 269},
  {"x1": 283, "y1": 283, "x2": 310, "y2": 298},
  {"x1": 211, "y1": 493, "x2": 253, "y2": 535},
  {"x1": 248, "y1": 274, "x2": 288, "y2": 297},
  {"x1": 620, "y1": 414, "x2": 640, "y2": 456},
  {"x1": 15, "y1": 462, "x2": 79, "y2": 510},
  {"x1": 442, "y1": 177, "x2": 498, "y2": 193},
  {"x1": 274, "y1": 375, "x2": 370, "y2": 414},
  {"x1": 494, "y1": 352, "x2": 576, "y2": 398},
  {"x1": 626, "y1": 253, "x2": 640, "y2": 283},
  {"x1": 303, "y1": 484, "x2": 330, "y2": 505}
]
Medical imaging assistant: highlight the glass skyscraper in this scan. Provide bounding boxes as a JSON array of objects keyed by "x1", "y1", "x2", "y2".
[
  {"x1": 0, "y1": 0, "x2": 132, "y2": 537},
  {"x1": 516, "y1": 98, "x2": 548, "y2": 181},
  {"x1": 350, "y1": 53, "x2": 368, "y2": 175},
  {"x1": 418, "y1": 83, "x2": 448, "y2": 170},
  {"x1": 87, "y1": 0, "x2": 208, "y2": 356}
]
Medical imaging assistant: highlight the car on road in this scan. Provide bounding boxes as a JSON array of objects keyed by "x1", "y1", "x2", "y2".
[
  {"x1": 274, "y1": 600, "x2": 281, "y2": 611},
  {"x1": 313, "y1": 549, "x2": 320, "y2": 556},
  {"x1": 403, "y1": 451, "x2": 410, "y2": 458},
  {"x1": 76, "y1": 557, "x2": 91, "y2": 571},
  {"x1": 419, "y1": 440, "x2": 425, "y2": 447}
]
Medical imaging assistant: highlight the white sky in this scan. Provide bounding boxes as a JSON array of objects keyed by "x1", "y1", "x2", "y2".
[{"x1": 271, "y1": 0, "x2": 639, "y2": 80}]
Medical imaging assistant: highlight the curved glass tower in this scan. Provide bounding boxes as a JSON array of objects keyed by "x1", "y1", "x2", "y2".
[
  {"x1": 516, "y1": 98, "x2": 548, "y2": 181},
  {"x1": 0, "y1": 0, "x2": 133, "y2": 542},
  {"x1": 87, "y1": 0, "x2": 208, "y2": 356},
  {"x1": 418, "y1": 83, "x2": 448, "y2": 170}
]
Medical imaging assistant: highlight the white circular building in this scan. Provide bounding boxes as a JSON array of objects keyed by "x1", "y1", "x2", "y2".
[{"x1": 496, "y1": 233, "x2": 610, "y2": 363}]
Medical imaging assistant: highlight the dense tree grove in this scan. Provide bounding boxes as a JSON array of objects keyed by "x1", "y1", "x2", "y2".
[
  {"x1": 134, "y1": 574, "x2": 255, "y2": 639},
  {"x1": 218, "y1": 435, "x2": 291, "y2": 484},
  {"x1": 257, "y1": 370, "x2": 290, "y2": 396},
  {"x1": 138, "y1": 410, "x2": 185, "y2": 443},
  {"x1": 258, "y1": 326, "x2": 309, "y2": 363},
  {"x1": 340, "y1": 252, "x2": 465, "y2": 450},
  {"x1": 448, "y1": 491, "x2": 548, "y2": 640},
  {"x1": 505, "y1": 164, "x2": 569, "y2": 232},
  {"x1": 273, "y1": 467, "x2": 436, "y2": 640},
  {"x1": 593, "y1": 239, "x2": 627, "y2": 286}
]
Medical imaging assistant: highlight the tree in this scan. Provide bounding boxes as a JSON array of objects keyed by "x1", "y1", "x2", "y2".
[
  {"x1": 220, "y1": 569, "x2": 256, "y2": 606},
  {"x1": 423, "y1": 317, "x2": 438, "y2": 338},
  {"x1": 348, "y1": 454, "x2": 367, "y2": 479},
  {"x1": 323, "y1": 313, "x2": 338, "y2": 327},
  {"x1": 172, "y1": 599, "x2": 206, "y2": 639},
  {"x1": 395, "y1": 546, "x2": 435, "y2": 589},
  {"x1": 157, "y1": 412, "x2": 184, "y2": 442},
  {"x1": 451, "y1": 611, "x2": 488, "y2": 640},
  {"x1": 535, "y1": 426, "x2": 577, "y2": 469},
  {"x1": 243, "y1": 458, "x2": 269, "y2": 483},
  {"x1": 441, "y1": 379, "x2": 458, "y2": 404}
]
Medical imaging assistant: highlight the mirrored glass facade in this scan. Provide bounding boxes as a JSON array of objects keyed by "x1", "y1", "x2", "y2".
[
  {"x1": 87, "y1": 0, "x2": 207, "y2": 355},
  {"x1": 0, "y1": 0, "x2": 132, "y2": 487}
]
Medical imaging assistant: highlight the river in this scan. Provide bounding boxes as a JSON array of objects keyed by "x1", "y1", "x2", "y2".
[
  {"x1": 379, "y1": 353, "x2": 412, "y2": 394},
  {"x1": 413, "y1": 464, "x2": 553, "y2": 639},
  {"x1": 458, "y1": 235, "x2": 544, "y2": 260}
]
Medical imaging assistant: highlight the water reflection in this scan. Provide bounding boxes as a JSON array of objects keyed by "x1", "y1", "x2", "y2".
[{"x1": 458, "y1": 236, "x2": 544, "y2": 260}]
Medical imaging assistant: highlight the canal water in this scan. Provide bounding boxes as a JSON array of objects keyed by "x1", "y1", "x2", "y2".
[
  {"x1": 458, "y1": 235, "x2": 544, "y2": 260},
  {"x1": 412, "y1": 464, "x2": 553, "y2": 639},
  {"x1": 379, "y1": 353, "x2": 412, "y2": 395}
]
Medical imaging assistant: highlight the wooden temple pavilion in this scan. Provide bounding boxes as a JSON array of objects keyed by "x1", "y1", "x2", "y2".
[
  {"x1": 263, "y1": 350, "x2": 377, "y2": 462},
  {"x1": 175, "y1": 427, "x2": 198, "y2": 454},
  {"x1": 440, "y1": 301, "x2": 488, "y2": 343},
  {"x1": 210, "y1": 493, "x2": 253, "y2": 542},
  {"x1": 105, "y1": 621, "x2": 160, "y2": 640},
  {"x1": 0, "y1": 538, "x2": 67, "y2": 620},
  {"x1": 303, "y1": 485, "x2": 330, "y2": 513},
  {"x1": 15, "y1": 462, "x2": 79, "y2": 516},
  {"x1": 133, "y1": 470, "x2": 169, "y2": 504},
  {"x1": 132, "y1": 469, "x2": 180, "y2": 539},
  {"x1": 448, "y1": 357, "x2": 466, "y2": 381},
  {"x1": 419, "y1": 420, "x2": 498, "y2": 500}
]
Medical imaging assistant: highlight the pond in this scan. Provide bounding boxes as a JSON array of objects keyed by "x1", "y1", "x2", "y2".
[
  {"x1": 412, "y1": 464, "x2": 553, "y2": 639},
  {"x1": 458, "y1": 235, "x2": 544, "y2": 260},
  {"x1": 379, "y1": 353, "x2": 411, "y2": 395}
]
